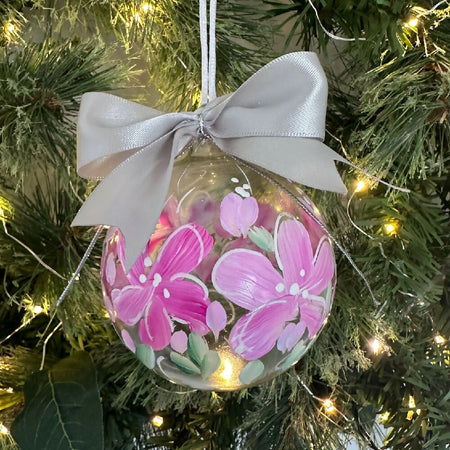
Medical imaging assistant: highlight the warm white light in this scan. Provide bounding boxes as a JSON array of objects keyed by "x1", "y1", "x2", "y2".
[
  {"x1": 220, "y1": 359, "x2": 233, "y2": 380},
  {"x1": 0, "y1": 423, "x2": 8, "y2": 435},
  {"x1": 384, "y1": 222, "x2": 397, "y2": 235},
  {"x1": 323, "y1": 399, "x2": 336, "y2": 413},
  {"x1": 5, "y1": 23, "x2": 14, "y2": 33},
  {"x1": 6, "y1": 387, "x2": 13, "y2": 393},
  {"x1": 141, "y1": 2, "x2": 152, "y2": 11},
  {"x1": 434, "y1": 334, "x2": 446, "y2": 345},
  {"x1": 151, "y1": 415, "x2": 163, "y2": 427},
  {"x1": 370, "y1": 338, "x2": 382, "y2": 355},
  {"x1": 379, "y1": 411, "x2": 390, "y2": 423},
  {"x1": 32, "y1": 305, "x2": 43, "y2": 314},
  {"x1": 408, "y1": 17, "x2": 419, "y2": 27},
  {"x1": 355, "y1": 180, "x2": 366, "y2": 192}
]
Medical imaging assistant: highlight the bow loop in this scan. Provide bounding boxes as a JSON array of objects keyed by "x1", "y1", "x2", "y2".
[{"x1": 72, "y1": 52, "x2": 347, "y2": 270}]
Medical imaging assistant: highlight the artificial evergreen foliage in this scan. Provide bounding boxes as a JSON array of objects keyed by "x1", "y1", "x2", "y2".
[{"x1": 0, "y1": 1, "x2": 449, "y2": 449}]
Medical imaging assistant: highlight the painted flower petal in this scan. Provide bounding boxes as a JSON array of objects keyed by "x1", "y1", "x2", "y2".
[
  {"x1": 299, "y1": 297, "x2": 327, "y2": 338},
  {"x1": 121, "y1": 329, "x2": 136, "y2": 353},
  {"x1": 277, "y1": 322, "x2": 307, "y2": 353},
  {"x1": 212, "y1": 249, "x2": 284, "y2": 310},
  {"x1": 152, "y1": 224, "x2": 213, "y2": 279},
  {"x1": 170, "y1": 330, "x2": 188, "y2": 353},
  {"x1": 220, "y1": 193, "x2": 243, "y2": 236},
  {"x1": 304, "y1": 238, "x2": 335, "y2": 295},
  {"x1": 113, "y1": 285, "x2": 151, "y2": 326},
  {"x1": 127, "y1": 242, "x2": 151, "y2": 285},
  {"x1": 138, "y1": 299, "x2": 172, "y2": 350},
  {"x1": 229, "y1": 299, "x2": 298, "y2": 360},
  {"x1": 238, "y1": 196, "x2": 259, "y2": 237},
  {"x1": 206, "y1": 301, "x2": 227, "y2": 341},
  {"x1": 220, "y1": 193, "x2": 259, "y2": 238},
  {"x1": 105, "y1": 253, "x2": 116, "y2": 286},
  {"x1": 275, "y1": 219, "x2": 313, "y2": 287},
  {"x1": 162, "y1": 279, "x2": 210, "y2": 335}
]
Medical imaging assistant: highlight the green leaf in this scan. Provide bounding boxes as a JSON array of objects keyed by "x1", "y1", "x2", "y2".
[
  {"x1": 248, "y1": 226, "x2": 274, "y2": 251},
  {"x1": 169, "y1": 352, "x2": 201, "y2": 375},
  {"x1": 136, "y1": 344, "x2": 155, "y2": 369},
  {"x1": 200, "y1": 350, "x2": 221, "y2": 379},
  {"x1": 187, "y1": 333, "x2": 209, "y2": 366},
  {"x1": 11, "y1": 351, "x2": 103, "y2": 450},
  {"x1": 239, "y1": 360, "x2": 264, "y2": 385},
  {"x1": 280, "y1": 341, "x2": 308, "y2": 371}
]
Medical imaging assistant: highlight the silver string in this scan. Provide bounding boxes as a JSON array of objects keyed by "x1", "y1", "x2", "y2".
[
  {"x1": 199, "y1": 0, "x2": 209, "y2": 105},
  {"x1": 199, "y1": 0, "x2": 217, "y2": 104},
  {"x1": 56, "y1": 225, "x2": 104, "y2": 307},
  {"x1": 208, "y1": 0, "x2": 217, "y2": 101}
]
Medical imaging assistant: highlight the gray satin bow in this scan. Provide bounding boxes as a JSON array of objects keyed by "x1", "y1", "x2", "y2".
[{"x1": 72, "y1": 52, "x2": 347, "y2": 270}]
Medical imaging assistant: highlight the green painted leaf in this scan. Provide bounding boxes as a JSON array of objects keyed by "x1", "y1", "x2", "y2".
[
  {"x1": 136, "y1": 344, "x2": 155, "y2": 369},
  {"x1": 200, "y1": 350, "x2": 221, "y2": 378},
  {"x1": 170, "y1": 352, "x2": 201, "y2": 375},
  {"x1": 239, "y1": 360, "x2": 264, "y2": 385},
  {"x1": 11, "y1": 351, "x2": 103, "y2": 450},
  {"x1": 281, "y1": 341, "x2": 308, "y2": 371},
  {"x1": 248, "y1": 226, "x2": 274, "y2": 252},
  {"x1": 187, "y1": 333, "x2": 208, "y2": 366}
]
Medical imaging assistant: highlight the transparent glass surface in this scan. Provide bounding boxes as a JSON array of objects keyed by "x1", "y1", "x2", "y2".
[{"x1": 101, "y1": 139, "x2": 336, "y2": 391}]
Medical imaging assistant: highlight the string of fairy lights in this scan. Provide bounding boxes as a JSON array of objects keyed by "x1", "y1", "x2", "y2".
[{"x1": 1, "y1": 0, "x2": 449, "y2": 443}]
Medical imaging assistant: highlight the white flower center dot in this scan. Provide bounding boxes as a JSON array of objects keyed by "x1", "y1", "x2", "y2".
[
  {"x1": 300, "y1": 269, "x2": 305, "y2": 277},
  {"x1": 275, "y1": 283, "x2": 285, "y2": 293},
  {"x1": 163, "y1": 288, "x2": 170, "y2": 299},
  {"x1": 153, "y1": 273, "x2": 162, "y2": 287},
  {"x1": 139, "y1": 274, "x2": 146, "y2": 283},
  {"x1": 302, "y1": 289, "x2": 309, "y2": 298},
  {"x1": 144, "y1": 257, "x2": 152, "y2": 267},
  {"x1": 289, "y1": 283, "x2": 300, "y2": 295}
]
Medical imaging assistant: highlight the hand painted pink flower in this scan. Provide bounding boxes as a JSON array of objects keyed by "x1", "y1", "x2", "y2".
[
  {"x1": 113, "y1": 224, "x2": 214, "y2": 351},
  {"x1": 212, "y1": 216, "x2": 334, "y2": 360},
  {"x1": 220, "y1": 193, "x2": 258, "y2": 238}
]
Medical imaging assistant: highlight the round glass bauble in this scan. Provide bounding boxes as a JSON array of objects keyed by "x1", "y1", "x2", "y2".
[{"x1": 101, "y1": 139, "x2": 336, "y2": 391}]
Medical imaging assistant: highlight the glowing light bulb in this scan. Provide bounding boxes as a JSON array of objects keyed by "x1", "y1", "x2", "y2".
[
  {"x1": 384, "y1": 222, "x2": 397, "y2": 235},
  {"x1": 0, "y1": 423, "x2": 8, "y2": 434},
  {"x1": 141, "y1": 2, "x2": 152, "y2": 11},
  {"x1": 32, "y1": 305, "x2": 43, "y2": 314},
  {"x1": 379, "y1": 411, "x2": 390, "y2": 423},
  {"x1": 323, "y1": 399, "x2": 336, "y2": 414},
  {"x1": 6, "y1": 387, "x2": 13, "y2": 393},
  {"x1": 434, "y1": 334, "x2": 445, "y2": 345},
  {"x1": 5, "y1": 22, "x2": 14, "y2": 33},
  {"x1": 151, "y1": 415, "x2": 163, "y2": 427},
  {"x1": 407, "y1": 17, "x2": 419, "y2": 27},
  {"x1": 355, "y1": 180, "x2": 366, "y2": 192},
  {"x1": 370, "y1": 338, "x2": 382, "y2": 355},
  {"x1": 220, "y1": 359, "x2": 233, "y2": 380}
]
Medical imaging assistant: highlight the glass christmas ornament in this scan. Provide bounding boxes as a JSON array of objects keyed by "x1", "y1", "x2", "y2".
[{"x1": 101, "y1": 139, "x2": 336, "y2": 391}]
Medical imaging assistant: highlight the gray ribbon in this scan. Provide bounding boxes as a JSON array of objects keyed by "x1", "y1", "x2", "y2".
[{"x1": 72, "y1": 52, "x2": 348, "y2": 270}]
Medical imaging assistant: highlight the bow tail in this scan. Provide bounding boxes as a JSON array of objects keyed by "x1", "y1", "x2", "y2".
[
  {"x1": 72, "y1": 135, "x2": 176, "y2": 271},
  {"x1": 213, "y1": 136, "x2": 348, "y2": 194}
]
